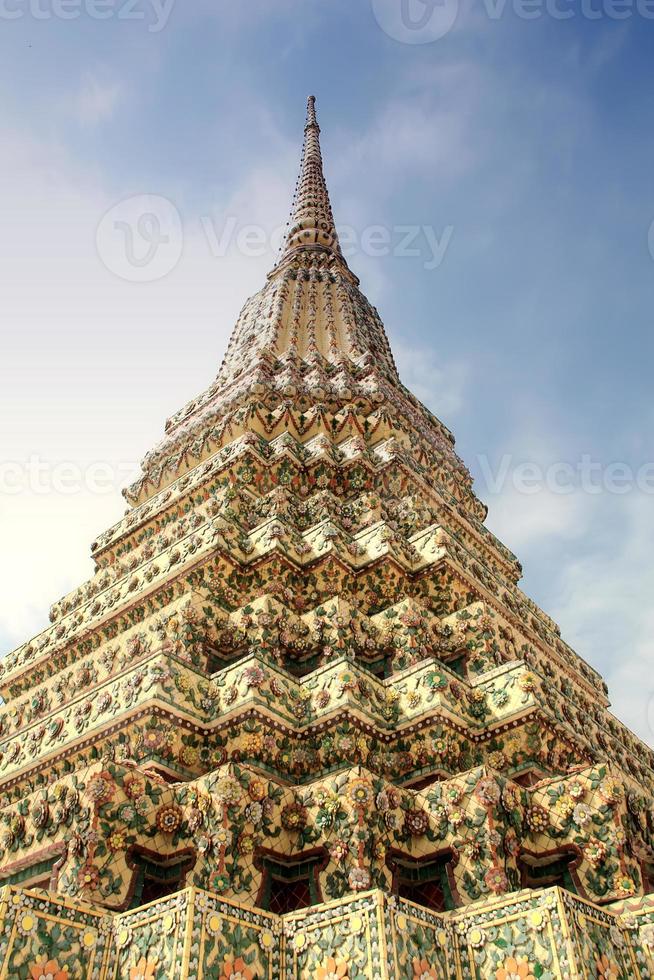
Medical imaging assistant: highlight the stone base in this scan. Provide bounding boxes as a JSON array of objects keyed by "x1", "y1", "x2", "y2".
[{"x1": 1, "y1": 884, "x2": 654, "y2": 978}]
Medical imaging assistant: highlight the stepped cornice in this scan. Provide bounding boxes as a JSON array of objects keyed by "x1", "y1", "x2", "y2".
[
  {"x1": 0, "y1": 652, "x2": 595, "y2": 793},
  {"x1": 0, "y1": 527, "x2": 604, "y2": 710},
  {"x1": 123, "y1": 98, "x2": 479, "y2": 522},
  {"x1": 1, "y1": 98, "x2": 652, "y2": 963},
  {"x1": 1, "y1": 759, "x2": 651, "y2": 914}
]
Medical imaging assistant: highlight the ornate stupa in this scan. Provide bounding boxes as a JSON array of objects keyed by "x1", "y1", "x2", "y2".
[{"x1": 1, "y1": 97, "x2": 654, "y2": 980}]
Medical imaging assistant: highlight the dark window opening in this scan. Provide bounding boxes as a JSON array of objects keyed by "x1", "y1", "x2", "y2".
[
  {"x1": 142, "y1": 768, "x2": 182, "y2": 785},
  {"x1": 513, "y1": 771, "x2": 542, "y2": 788},
  {"x1": 367, "y1": 658, "x2": 388, "y2": 679},
  {"x1": 399, "y1": 877, "x2": 447, "y2": 912},
  {"x1": 445, "y1": 653, "x2": 468, "y2": 678},
  {"x1": 285, "y1": 656, "x2": 320, "y2": 678},
  {"x1": 0, "y1": 857, "x2": 56, "y2": 890},
  {"x1": 393, "y1": 854, "x2": 455, "y2": 913},
  {"x1": 27, "y1": 875, "x2": 52, "y2": 891},
  {"x1": 260, "y1": 856, "x2": 323, "y2": 914},
  {"x1": 407, "y1": 773, "x2": 444, "y2": 792},
  {"x1": 641, "y1": 862, "x2": 654, "y2": 895},
  {"x1": 520, "y1": 852, "x2": 577, "y2": 893},
  {"x1": 129, "y1": 854, "x2": 194, "y2": 909},
  {"x1": 268, "y1": 876, "x2": 312, "y2": 915}
]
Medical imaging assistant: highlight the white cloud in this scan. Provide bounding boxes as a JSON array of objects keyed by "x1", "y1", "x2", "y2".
[
  {"x1": 0, "y1": 121, "x2": 291, "y2": 652},
  {"x1": 74, "y1": 73, "x2": 124, "y2": 126},
  {"x1": 551, "y1": 494, "x2": 654, "y2": 744},
  {"x1": 480, "y1": 421, "x2": 592, "y2": 550},
  {"x1": 336, "y1": 61, "x2": 484, "y2": 194},
  {"x1": 394, "y1": 342, "x2": 468, "y2": 419},
  {"x1": 485, "y1": 482, "x2": 588, "y2": 554},
  {"x1": 483, "y1": 431, "x2": 654, "y2": 746}
]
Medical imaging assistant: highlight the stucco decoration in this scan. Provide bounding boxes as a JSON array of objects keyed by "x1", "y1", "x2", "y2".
[{"x1": 1, "y1": 97, "x2": 652, "y2": 977}]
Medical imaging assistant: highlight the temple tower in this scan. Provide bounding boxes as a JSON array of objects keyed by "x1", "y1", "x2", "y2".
[{"x1": 1, "y1": 97, "x2": 654, "y2": 979}]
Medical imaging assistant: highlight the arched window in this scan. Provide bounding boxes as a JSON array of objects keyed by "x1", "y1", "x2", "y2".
[
  {"x1": 256, "y1": 850, "x2": 327, "y2": 914},
  {"x1": 388, "y1": 850, "x2": 456, "y2": 912},
  {"x1": 640, "y1": 860, "x2": 654, "y2": 895},
  {"x1": 128, "y1": 851, "x2": 195, "y2": 909},
  {"x1": 519, "y1": 847, "x2": 580, "y2": 893},
  {"x1": 0, "y1": 855, "x2": 57, "y2": 891},
  {"x1": 513, "y1": 770, "x2": 544, "y2": 788}
]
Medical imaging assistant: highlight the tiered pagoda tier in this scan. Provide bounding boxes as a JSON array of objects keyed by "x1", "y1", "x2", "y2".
[{"x1": 1, "y1": 98, "x2": 654, "y2": 979}]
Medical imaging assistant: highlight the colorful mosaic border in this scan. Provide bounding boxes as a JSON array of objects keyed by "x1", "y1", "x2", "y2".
[{"x1": 2, "y1": 884, "x2": 654, "y2": 978}]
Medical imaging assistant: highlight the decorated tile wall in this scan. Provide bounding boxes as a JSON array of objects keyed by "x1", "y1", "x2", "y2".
[
  {"x1": 2, "y1": 96, "x2": 654, "y2": 979},
  {"x1": 2, "y1": 883, "x2": 654, "y2": 978}
]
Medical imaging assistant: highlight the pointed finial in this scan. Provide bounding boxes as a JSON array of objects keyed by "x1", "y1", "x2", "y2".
[
  {"x1": 306, "y1": 95, "x2": 318, "y2": 130},
  {"x1": 273, "y1": 96, "x2": 345, "y2": 269}
]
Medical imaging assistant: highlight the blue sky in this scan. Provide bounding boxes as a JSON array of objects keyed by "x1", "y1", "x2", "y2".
[{"x1": 1, "y1": 0, "x2": 654, "y2": 740}]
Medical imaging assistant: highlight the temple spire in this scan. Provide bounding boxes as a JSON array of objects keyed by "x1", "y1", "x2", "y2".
[
  {"x1": 275, "y1": 95, "x2": 344, "y2": 267},
  {"x1": 305, "y1": 91, "x2": 318, "y2": 128}
]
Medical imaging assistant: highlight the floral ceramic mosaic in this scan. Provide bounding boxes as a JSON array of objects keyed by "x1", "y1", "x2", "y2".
[
  {"x1": 1, "y1": 97, "x2": 653, "y2": 977},
  {"x1": 1, "y1": 884, "x2": 653, "y2": 978}
]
